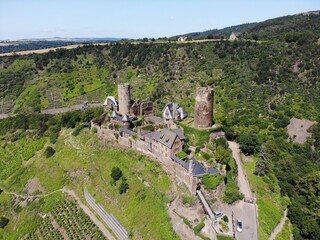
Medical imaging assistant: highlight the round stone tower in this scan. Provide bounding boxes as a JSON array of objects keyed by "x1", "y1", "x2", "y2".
[
  {"x1": 194, "y1": 87, "x2": 214, "y2": 128},
  {"x1": 118, "y1": 84, "x2": 131, "y2": 115}
]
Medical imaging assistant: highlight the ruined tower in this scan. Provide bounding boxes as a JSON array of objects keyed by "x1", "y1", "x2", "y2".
[
  {"x1": 194, "y1": 87, "x2": 214, "y2": 128},
  {"x1": 118, "y1": 84, "x2": 131, "y2": 115}
]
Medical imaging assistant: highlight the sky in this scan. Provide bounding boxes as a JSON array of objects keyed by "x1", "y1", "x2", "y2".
[{"x1": 0, "y1": 0, "x2": 319, "y2": 40}]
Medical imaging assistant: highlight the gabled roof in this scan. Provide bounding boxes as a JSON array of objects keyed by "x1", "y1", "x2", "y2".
[
  {"x1": 171, "y1": 128, "x2": 185, "y2": 140},
  {"x1": 162, "y1": 102, "x2": 188, "y2": 120},
  {"x1": 150, "y1": 129, "x2": 180, "y2": 149},
  {"x1": 104, "y1": 96, "x2": 118, "y2": 106}
]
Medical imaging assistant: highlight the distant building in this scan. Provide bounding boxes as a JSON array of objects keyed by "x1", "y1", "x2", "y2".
[
  {"x1": 178, "y1": 37, "x2": 188, "y2": 42},
  {"x1": 229, "y1": 32, "x2": 240, "y2": 40}
]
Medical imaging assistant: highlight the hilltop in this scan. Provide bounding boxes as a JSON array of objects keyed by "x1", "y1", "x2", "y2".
[{"x1": 177, "y1": 10, "x2": 320, "y2": 40}]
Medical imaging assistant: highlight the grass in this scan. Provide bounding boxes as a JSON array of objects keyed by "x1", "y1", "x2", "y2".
[
  {"x1": 2, "y1": 129, "x2": 178, "y2": 240},
  {"x1": 179, "y1": 123, "x2": 211, "y2": 147},
  {"x1": 217, "y1": 235, "x2": 235, "y2": 240},
  {"x1": 275, "y1": 219, "x2": 292, "y2": 240},
  {"x1": 202, "y1": 174, "x2": 223, "y2": 190},
  {"x1": 242, "y1": 156, "x2": 283, "y2": 240}
]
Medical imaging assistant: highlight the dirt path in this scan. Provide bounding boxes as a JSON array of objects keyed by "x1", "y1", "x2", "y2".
[
  {"x1": 41, "y1": 103, "x2": 102, "y2": 114},
  {"x1": 61, "y1": 188, "x2": 116, "y2": 240},
  {"x1": 3, "y1": 188, "x2": 63, "y2": 199},
  {"x1": 228, "y1": 141, "x2": 252, "y2": 198},
  {"x1": 269, "y1": 209, "x2": 288, "y2": 240}
]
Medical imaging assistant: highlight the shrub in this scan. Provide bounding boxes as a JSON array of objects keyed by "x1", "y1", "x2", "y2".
[
  {"x1": 44, "y1": 146, "x2": 55, "y2": 158},
  {"x1": 223, "y1": 215, "x2": 229, "y2": 223},
  {"x1": 182, "y1": 195, "x2": 194, "y2": 205},
  {"x1": 202, "y1": 174, "x2": 223, "y2": 190},
  {"x1": 176, "y1": 151, "x2": 188, "y2": 159},
  {"x1": 92, "y1": 127, "x2": 97, "y2": 134},
  {"x1": 119, "y1": 180, "x2": 129, "y2": 194},
  {"x1": 111, "y1": 167, "x2": 123, "y2": 181},
  {"x1": 0, "y1": 217, "x2": 9, "y2": 229},
  {"x1": 193, "y1": 220, "x2": 206, "y2": 236}
]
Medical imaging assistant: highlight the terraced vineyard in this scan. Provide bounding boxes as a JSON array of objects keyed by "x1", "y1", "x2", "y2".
[
  {"x1": 24, "y1": 199, "x2": 106, "y2": 240},
  {"x1": 0, "y1": 138, "x2": 46, "y2": 180}
]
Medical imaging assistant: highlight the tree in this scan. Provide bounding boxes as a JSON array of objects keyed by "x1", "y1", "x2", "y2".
[
  {"x1": 0, "y1": 217, "x2": 9, "y2": 229},
  {"x1": 119, "y1": 180, "x2": 129, "y2": 194},
  {"x1": 44, "y1": 146, "x2": 55, "y2": 158},
  {"x1": 238, "y1": 134, "x2": 260, "y2": 155},
  {"x1": 254, "y1": 145, "x2": 271, "y2": 176},
  {"x1": 215, "y1": 146, "x2": 231, "y2": 165},
  {"x1": 111, "y1": 167, "x2": 123, "y2": 181}
]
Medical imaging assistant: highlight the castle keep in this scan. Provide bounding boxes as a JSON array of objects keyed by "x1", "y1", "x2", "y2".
[
  {"x1": 194, "y1": 87, "x2": 214, "y2": 128},
  {"x1": 118, "y1": 84, "x2": 131, "y2": 115}
]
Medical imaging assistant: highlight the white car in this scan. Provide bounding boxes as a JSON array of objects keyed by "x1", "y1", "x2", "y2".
[{"x1": 236, "y1": 219, "x2": 243, "y2": 232}]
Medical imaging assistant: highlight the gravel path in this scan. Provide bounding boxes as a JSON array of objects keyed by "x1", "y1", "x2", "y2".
[
  {"x1": 269, "y1": 209, "x2": 288, "y2": 240},
  {"x1": 228, "y1": 141, "x2": 252, "y2": 198},
  {"x1": 84, "y1": 189, "x2": 129, "y2": 240}
]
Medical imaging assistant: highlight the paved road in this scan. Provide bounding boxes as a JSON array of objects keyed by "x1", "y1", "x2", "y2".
[
  {"x1": 228, "y1": 141, "x2": 258, "y2": 240},
  {"x1": 84, "y1": 189, "x2": 129, "y2": 240}
]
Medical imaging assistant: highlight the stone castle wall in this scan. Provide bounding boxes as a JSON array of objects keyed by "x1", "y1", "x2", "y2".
[
  {"x1": 194, "y1": 87, "x2": 214, "y2": 128},
  {"x1": 94, "y1": 122, "x2": 197, "y2": 193}
]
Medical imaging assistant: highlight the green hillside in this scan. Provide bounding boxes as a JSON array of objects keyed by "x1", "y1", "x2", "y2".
[{"x1": 179, "y1": 11, "x2": 320, "y2": 40}]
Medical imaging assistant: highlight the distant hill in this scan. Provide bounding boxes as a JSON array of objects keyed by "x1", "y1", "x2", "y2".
[
  {"x1": 176, "y1": 10, "x2": 320, "y2": 40},
  {"x1": 0, "y1": 37, "x2": 121, "y2": 53}
]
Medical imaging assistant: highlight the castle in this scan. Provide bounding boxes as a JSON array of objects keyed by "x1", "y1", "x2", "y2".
[{"x1": 95, "y1": 84, "x2": 218, "y2": 192}]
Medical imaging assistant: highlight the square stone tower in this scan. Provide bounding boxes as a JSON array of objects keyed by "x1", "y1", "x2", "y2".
[
  {"x1": 194, "y1": 87, "x2": 214, "y2": 128},
  {"x1": 118, "y1": 84, "x2": 131, "y2": 115}
]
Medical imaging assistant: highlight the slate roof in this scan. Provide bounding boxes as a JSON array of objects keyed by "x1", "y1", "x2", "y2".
[
  {"x1": 122, "y1": 114, "x2": 130, "y2": 122},
  {"x1": 104, "y1": 96, "x2": 118, "y2": 106},
  {"x1": 171, "y1": 128, "x2": 185, "y2": 140},
  {"x1": 171, "y1": 155, "x2": 189, "y2": 170},
  {"x1": 171, "y1": 155, "x2": 220, "y2": 178},
  {"x1": 162, "y1": 102, "x2": 188, "y2": 120},
  {"x1": 119, "y1": 128, "x2": 137, "y2": 136},
  {"x1": 111, "y1": 111, "x2": 122, "y2": 121},
  {"x1": 208, "y1": 167, "x2": 220, "y2": 174},
  {"x1": 151, "y1": 129, "x2": 179, "y2": 149},
  {"x1": 190, "y1": 156, "x2": 207, "y2": 177}
]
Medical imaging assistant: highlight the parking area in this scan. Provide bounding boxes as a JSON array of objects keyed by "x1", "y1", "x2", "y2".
[{"x1": 213, "y1": 200, "x2": 258, "y2": 240}]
